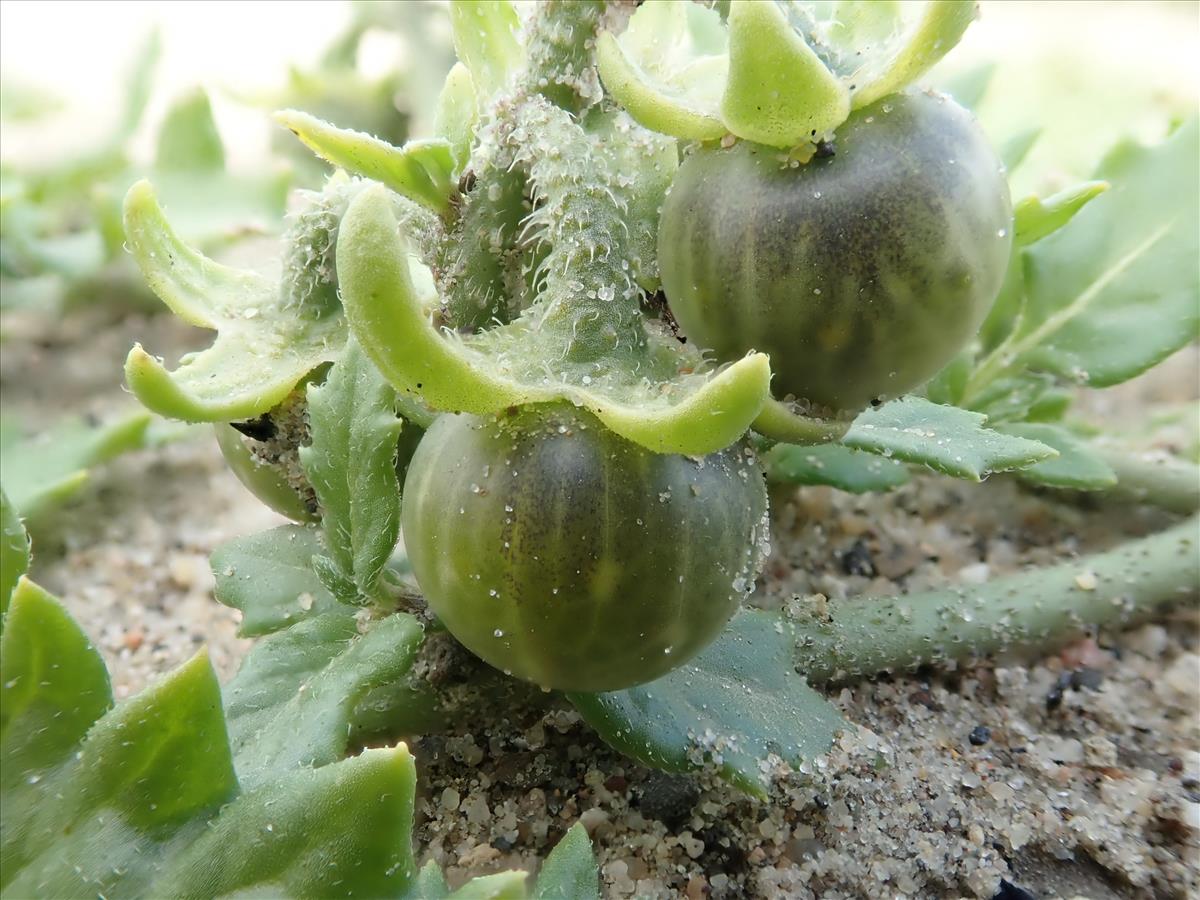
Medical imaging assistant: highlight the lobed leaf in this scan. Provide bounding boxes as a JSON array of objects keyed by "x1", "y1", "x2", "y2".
[
  {"x1": 841, "y1": 396, "x2": 1057, "y2": 481},
  {"x1": 1013, "y1": 180, "x2": 1109, "y2": 246},
  {"x1": 1015, "y1": 120, "x2": 1200, "y2": 388},
  {"x1": 155, "y1": 88, "x2": 225, "y2": 172},
  {"x1": 532, "y1": 823, "x2": 600, "y2": 900},
  {"x1": 765, "y1": 443, "x2": 910, "y2": 494},
  {"x1": 0, "y1": 410, "x2": 151, "y2": 520},
  {"x1": 336, "y1": 184, "x2": 771, "y2": 457},
  {"x1": 570, "y1": 610, "x2": 847, "y2": 798},
  {"x1": 435, "y1": 63, "x2": 479, "y2": 173},
  {"x1": 211, "y1": 524, "x2": 339, "y2": 636},
  {"x1": 996, "y1": 423, "x2": 1118, "y2": 491},
  {"x1": 300, "y1": 338, "x2": 403, "y2": 603},
  {"x1": 276, "y1": 109, "x2": 456, "y2": 215},
  {"x1": 123, "y1": 180, "x2": 345, "y2": 421},
  {"x1": 224, "y1": 608, "x2": 425, "y2": 787}
]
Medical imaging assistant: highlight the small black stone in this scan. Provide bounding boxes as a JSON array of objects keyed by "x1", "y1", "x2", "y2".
[
  {"x1": 840, "y1": 539, "x2": 876, "y2": 577},
  {"x1": 968, "y1": 725, "x2": 992, "y2": 746},
  {"x1": 493, "y1": 834, "x2": 514, "y2": 852},
  {"x1": 814, "y1": 139, "x2": 837, "y2": 158},
  {"x1": 1045, "y1": 671, "x2": 1073, "y2": 710},
  {"x1": 637, "y1": 771, "x2": 699, "y2": 831},
  {"x1": 993, "y1": 879, "x2": 1037, "y2": 900},
  {"x1": 1070, "y1": 667, "x2": 1104, "y2": 691},
  {"x1": 230, "y1": 414, "x2": 275, "y2": 442}
]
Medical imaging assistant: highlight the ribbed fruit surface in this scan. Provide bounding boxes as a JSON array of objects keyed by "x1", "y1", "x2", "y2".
[
  {"x1": 658, "y1": 89, "x2": 1013, "y2": 414},
  {"x1": 402, "y1": 405, "x2": 769, "y2": 692}
]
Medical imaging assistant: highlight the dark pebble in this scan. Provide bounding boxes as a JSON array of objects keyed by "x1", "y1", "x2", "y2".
[
  {"x1": 1070, "y1": 667, "x2": 1104, "y2": 691},
  {"x1": 493, "y1": 835, "x2": 514, "y2": 852},
  {"x1": 840, "y1": 539, "x2": 876, "y2": 577},
  {"x1": 993, "y1": 879, "x2": 1037, "y2": 900},
  {"x1": 637, "y1": 771, "x2": 699, "y2": 831},
  {"x1": 969, "y1": 725, "x2": 992, "y2": 746},
  {"x1": 1045, "y1": 672, "x2": 1073, "y2": 709}
]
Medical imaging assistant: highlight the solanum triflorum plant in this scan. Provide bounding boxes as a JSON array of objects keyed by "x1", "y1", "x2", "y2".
[{"x1": 120, "y1": 0, "x2": 1197, "y2": 798}]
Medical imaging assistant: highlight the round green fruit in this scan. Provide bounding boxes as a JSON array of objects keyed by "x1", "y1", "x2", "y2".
[
  {"x1": 658, "y1": 90, "x2": 1013, "y2": 414},
  {"x1": 401, "y1": 405, "x2": 769, "y2": 692}
]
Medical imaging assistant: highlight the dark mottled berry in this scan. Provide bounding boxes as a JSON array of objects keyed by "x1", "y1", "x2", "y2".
[
  {"x1": 401, "y1": 404, "x2": 769, "y2": 692},
  {"x1": 658, "y1": 89, "x2": 1013, "y2": 413},
  {"x1": 637, "y1": 771, "x2": 700, "y2": 831}
]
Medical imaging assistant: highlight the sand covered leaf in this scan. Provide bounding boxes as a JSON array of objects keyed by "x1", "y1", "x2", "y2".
[{"x1": 570, "y1": 610, "x2": 846, "y2": 798}]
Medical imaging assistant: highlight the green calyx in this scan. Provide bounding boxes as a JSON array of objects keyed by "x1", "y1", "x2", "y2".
[{"x1": 598, "y1": 0, "x2": 977, "y2": 149}]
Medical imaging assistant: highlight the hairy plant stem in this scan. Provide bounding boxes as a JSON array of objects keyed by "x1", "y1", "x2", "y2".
[
  {"x1": 791, "y1": 516, "x2": 1199, "y2": 684},
  {"x1": 1097, "y1": 448, "x2": 1200, "y2": 515}
]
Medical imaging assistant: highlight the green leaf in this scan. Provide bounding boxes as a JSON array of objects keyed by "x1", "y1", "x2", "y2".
[
  {"x1": 999, "y1": 126, "x2": 1040, "y2": 171},
  {"x1": 224, "y1": 608, "x2": 424, "y2": 786},
  {"x1": 721, "y1": 0, "x2": 849, "y2": 147},
  {"x1": 435, "y1": 63, "x2": 479, "y2": 173},
  {"x1": 765, "y1": 443, "x2": 909, "y2": 493},
  {"x1": 155, "y1": 89, "x2": 225, "y2": 172},
  {"x1": 276, "y1": 109, "x2": 455, "y2": 215},
  {"x1": 337, "y1": 184, "x2": 771, "y2": 457},
  {"x1": 570, "y1": 610, "x2": 846, "y2": 798},
  {"x1": 412, "y1": 860, "x2": 452, "y2": 900},
  {"x1": 300, "y1": 338, "x2": 403, "y2": 603},
  {"x1": 148, "y1": 746, "x2": 418, "y2": 898},
  {"x1": 1014, "y1": 180, "x2": 1109, "y2": 246},
  {"x1": 841, "y1": 396, "x2": 1058, "y2": 481},
  {"x1": 123, "y1": 180, "x2": 345, "y2": 421},
  {"x1": 211, "y1": 525, "x2": 339, "y2": 637},
  {"x1": 0, "y1": 490, "x2": 30, "y2": 615},
  {"x1": 937, "y1": 61, "x2": 995, "y2": 111},
  {"x1": 0, "y1": 410, "x2": 151, "y2": 520},
  {"x1": 450, "y1": 0, "x2": 523, "y2": 100},
  {"x1": 1, "y1": 580, "x2": 112, "y2": 798},
  {"x1": 533, "y1": 822, "x2": 600, "y2": 900},
  {"x1": 996, "y1": 423, "x2": 1118, "y2": 491},
  {"x1": 1, "y1": 579, "x2": 422, "y2": 898},
  {"x1": 1015, "y1": 120, "x2": 1200, "y2": 387},
  {"x1": 448, "y1": 872, "x2": 529, "y2": 899}
]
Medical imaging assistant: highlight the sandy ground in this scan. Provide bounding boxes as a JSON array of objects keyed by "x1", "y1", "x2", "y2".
[{"x1": 2, "y1": 307, "x2": 1197, "y2": 899}]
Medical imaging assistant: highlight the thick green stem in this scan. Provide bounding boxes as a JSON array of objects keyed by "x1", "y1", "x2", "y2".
[
  {"x1": 521, "y1": 0, "x2": 610, "y2": 112},
  {"x1": 506, "y1": 97, "x2": 644, "y2": 361},
  {"x1": 792, "y1": 516, "x2": 1199, "y2": 683},
  {"x1": 1098, "y1": 448, "x2": 1200, "y2": 515}
]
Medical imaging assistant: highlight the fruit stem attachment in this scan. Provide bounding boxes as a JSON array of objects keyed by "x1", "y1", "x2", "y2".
[{"x1": 791, "y1": 516, "x2": 1199, "y2": 684}]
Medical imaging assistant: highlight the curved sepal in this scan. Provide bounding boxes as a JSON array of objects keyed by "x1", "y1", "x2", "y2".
[
  {"x1": 337, "y1": 185, "x2": 771, "y2": 456},
  {"x1": 123, "y1": 180, "x2": 345, "y2": 421},
  {"x1": 276, "y1": 110, "x2": 456, "y2": 215},
  {"x1": 599, "y1": 0, "x2": 976, "y2": 149},
  {"x1": 595, "y1": 0, "x2": 727, "y2": 143},
  {"x1": 721, "y1": 0, "x2": 849, "y2": 146},
  {"x1": 850, "y1": 1, "x2": 978, "y2": 109}
]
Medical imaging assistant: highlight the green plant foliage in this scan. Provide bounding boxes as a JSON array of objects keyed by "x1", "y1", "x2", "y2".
[
  {"x1": 995, "y1": 422, "x2": 1118, "y2": 491},
  {"x1": 598, "y1": 0, "x2": 975, "y2": 148},
  {"x1": 571, "y1": 610, "x2": 847, "y2": 798},
  {"x1": 0, "y1": 489, "x2": 30, "y2": 616},
  {"x1": 0, "y1": 410, "x2": 151, "y2": 520},
  {"x1": 211, "y1": 524, "x2": 340, "y2": 636},
  {"x1": 122, "y1": 181, "x2": 345, "y2": 421},
  {"x1": 764, "y1": 443, "x2": 910, "y2": 494},
  {"x1": 300, "y1": 338, "x2": 403, "y2": 603},
  {"x1": 840, "y1": 397, "x2": 1057, "y2": 481},
  {"x1": 450, "y1": 0, "x2": 524, "y2": 101}
]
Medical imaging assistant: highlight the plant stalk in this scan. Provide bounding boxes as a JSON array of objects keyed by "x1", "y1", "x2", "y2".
[
  {"x1": 1098, "y1": 448, "x2": 1200, "y2": 515},
  {"x1": 791, "y1": 516, "x2": 1199, "y2": 684}
]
